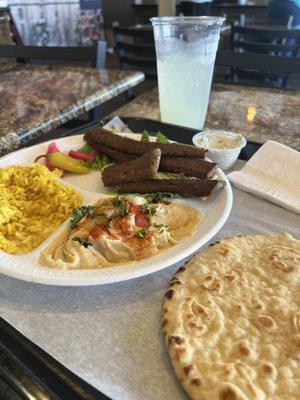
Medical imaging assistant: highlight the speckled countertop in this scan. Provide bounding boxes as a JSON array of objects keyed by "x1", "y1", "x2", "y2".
[
  {"x1": 0, "y1": 65, "x2": 144, "y2": 156},
  {"x1": 115, "y1": 84, "x2": 300, "y2": 150}
]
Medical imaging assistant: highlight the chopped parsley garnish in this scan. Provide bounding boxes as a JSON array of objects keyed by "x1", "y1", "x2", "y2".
[
  {"x1": 145, "y1": 193, "x2": 178, "y2": 204},
  {"x1": 156, "y1": 131, "x2": 169, "y2": 144},
  {"x1": 70, "y1": 206, "x2": 107, "y2": 229},
  {"x1": 114, "y1": 196, "x2": 129, "y2": 217},
  {"x1": 94, "y1": 212, "x2": 108, "y2": 220},
  {"x1": 135, "y1": 228, "x2": 148, "y2": 239},
  {"x1": 141, "y1": 130, "x2": 150, "y2": 142},
  {"x1": 72, "y1": 236, "x2": 93, "y2": 248},
  {"x1": 154, "y1": 224, "x2": 166, "y2": 230},
  {"x1": 142, "y1": 203, "x2": 155, "y2": 217},
  {"x1": 70, "y1": 205, "x2": 95, "y2": 229}
]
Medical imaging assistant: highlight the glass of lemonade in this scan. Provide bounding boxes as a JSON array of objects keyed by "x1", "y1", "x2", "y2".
[{"x1": 150, "y1": 16, "x2": 225, "y2": 130}]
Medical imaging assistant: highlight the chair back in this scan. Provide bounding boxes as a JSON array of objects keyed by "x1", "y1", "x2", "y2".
[
  {"x1": 179, "y1": 2, "x2": 211, "y2": 16},
  {"x1": 228, "y1": 25, "x2": 300, "y2": 87},
  {"x1": 232, "y1": 25, "x2": 300, "y2": 56},
  {"x1": 112, "y1": 22, "x2": 156, "y2": 80},
  {"x1": 0, "y1": 41, "x2": 107, "y2": 69},
  {"x1": 215, "y1": 49, "x2": 300, "y2": 88}
]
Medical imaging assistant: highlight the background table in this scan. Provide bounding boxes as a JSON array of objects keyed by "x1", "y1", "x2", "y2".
[
  {"x1": 0, "y1": 65, "x2": 144, "y2": 156},
  {"x1": 0, "y1": 159, "x2": 299, "y2": 400},
  {"x1": 114, "y1": 84, "x2": 300, "y2": 151}
]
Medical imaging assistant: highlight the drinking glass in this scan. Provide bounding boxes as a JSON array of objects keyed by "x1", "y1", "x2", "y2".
[{"x1": 150, "y1": 16, "x2": 225, "y2": 129}]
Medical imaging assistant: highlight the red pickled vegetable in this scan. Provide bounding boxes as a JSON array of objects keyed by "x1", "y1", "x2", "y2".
[
  {"x1": 47, "y1": 141, "x2": 59, "y2": 153},
  {"x1": 68, "y1": 149, "x2": 97, "y2": 162},
  {"x1": 44, "y1": 141, "x2": 64, "y2": 176}
]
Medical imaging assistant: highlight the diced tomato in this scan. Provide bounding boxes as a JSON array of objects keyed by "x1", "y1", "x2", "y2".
[
  {"x1": 129, "y1": 204, "x2": 142, "y2": 216},
  {"x1": 135, "y1": 213, "x2": 149, "y2": 228},
  {"x1": 89, "y1": 227, "x2": 106, "y2": 240}
]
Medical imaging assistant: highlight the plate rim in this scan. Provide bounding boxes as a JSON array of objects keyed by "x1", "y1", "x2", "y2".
[{"x1": 0, "y1": 134, "x2": 233, "y2": 286}]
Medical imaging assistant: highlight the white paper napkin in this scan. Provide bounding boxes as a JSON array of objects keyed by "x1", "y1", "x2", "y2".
[{"x1": 228, "y1": 141, "x2": 300, "y2": 214}]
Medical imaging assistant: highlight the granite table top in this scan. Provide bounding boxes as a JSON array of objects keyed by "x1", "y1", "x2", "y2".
[
  {"x1": 0, "y1": 65, "x2": 144, "y2": 156},
  {"x1": 114, "y1": 84, "x2": 300, "y2": 151}
]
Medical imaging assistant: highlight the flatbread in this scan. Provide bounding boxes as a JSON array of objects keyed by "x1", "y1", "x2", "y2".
[{"x1": 162, "y1": 233, "x2": 300, "y2": 400}]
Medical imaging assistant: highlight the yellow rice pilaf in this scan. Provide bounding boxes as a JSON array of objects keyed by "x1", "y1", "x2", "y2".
[{"x1": 0, "y1": 163, "x2": 82, "y2": 254}]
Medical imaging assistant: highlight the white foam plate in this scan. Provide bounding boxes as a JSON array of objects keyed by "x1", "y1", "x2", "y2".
[{"x1": 0, "y1": 133, "x2": 232, "y2": 286}]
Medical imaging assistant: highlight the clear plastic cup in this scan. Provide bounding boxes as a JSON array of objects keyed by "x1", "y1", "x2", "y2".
[{"x1": 150, "y1": 16, "x2": 225, "y2": 130}]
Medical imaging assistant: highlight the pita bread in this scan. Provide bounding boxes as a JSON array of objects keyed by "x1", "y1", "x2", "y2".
[{"x1": 162, "y1": 233, "x2": 300, "y2": 400}]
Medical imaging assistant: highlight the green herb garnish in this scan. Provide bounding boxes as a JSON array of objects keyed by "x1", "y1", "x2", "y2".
[
  {"x1": 93, "y1": 212, "x2": 108, "y2": 220},
  {"x1": 85, "y1": 154, "x2": 111, "y2": 171},
  {"x1": 156, "y1": 131, "x2": 169, "y2": 144},
  {"x1": 142, "y1": 203, "x2": 155, "y2": 217},
  {"x1": 78, "y1": 144, "x2": 95, "y2": 153},
  {"x1": 72, "y1": 236, "x2": 93, "y2": 248},
  {"x1": 145, "y1": 193, "x2": 178, "y2": 204},
  {"x1": 70, "y1": 205, "x2": 94, "y2": 229},
  {"x1": 141, "y1": 130, "x2": 150, "y2": 142},
  {"x1": 114, "y1": 196, "x2": 129, "y2": 217},
  {"x1": 135, "y1": 228, "x2": 148, "y2": 239},
  {"x1": 154, "y1": 224, "x2": 166, "y2": 230}
]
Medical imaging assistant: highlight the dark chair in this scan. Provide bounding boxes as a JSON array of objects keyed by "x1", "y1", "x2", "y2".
[
  {"x1": 112, "y1": 22, "x2": 156, "y2": 100},
  {"x1": 229, "y1": 25, "x2": 300, "y2": 87},
  {"x1": 0, "y1": 41, "x2": 106, "y2": 68},
  {"x1": 0, "y1": 41, "x2": 107, "y2": 121},
  {"x1": 215, "y1": 49, "x2": 300, "y2": 89},
  {"x1": 179, "y1": 1, "x2": 211, "y2": 16},
  {"x1": 112, "y1": 22, "x2": 156, "y2": 80},
  {"x1": 231, "y1": 25, "x2": 300, "y2": 55}
]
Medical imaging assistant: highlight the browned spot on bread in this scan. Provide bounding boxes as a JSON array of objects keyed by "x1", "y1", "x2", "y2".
[
  {"x1": 165, "y1": 289, "x2": 175, "y2": 299},
  {"x1": 169, "y1": 280, "x2": 181, "y2": 287},
  {"x1": 192, "y1": 303, "x2": 209, "y2": 317},
  {"x1": 257, "y1": 315, "x2": 276, "y2": 328},
  {"x1": 254, "y1": 303, "x2": 263, "y2": 310},
  {"x1": 238, "y1": 343, "x2": 251, "y2": 356},
  {"x1": 189, "y1": 321, "x2": 198, "y2": 329},
  {"x1": 183, "y1": 364, "x2": 194, "y2": 376},
  {"x1": 202, "y1": 275, "x2": 221, "y2": 291},
  {"x1": 222, "y1": 365, "x2": 232, "y2": 376},
  {"x1": 269, "y1": 249, "x2": 297, "y2": 273},
  {"x1": 190, "y1": 378, "x2": 201, "y2": 386},
  {"x1": 219, "y1": 388, "x2": 238, "y2": 400},
  {"x1": 168, "y1": 336, "x2": 184, "y2": 345},
  {"x1": 262, "y1": 363, "x2": 274, "y2": 374},
  {"x1": 209, "y1": 240, "x2": 220, "y2": 247},
  {"x1": 162, "y1": 307, "x2": 168, "y2": 314},
  {"x1": 223, "y1": 274, "x2": 236, "y2": 282},
  {"x1": 162, "y1": 319, "x2": 168, "y2": 327},
  {"x1": 176, "y1": 266, "x2": 186, "y2": 273},
  {"x1": 218, "y1": 246, "x2": 229, "y2": 256}
]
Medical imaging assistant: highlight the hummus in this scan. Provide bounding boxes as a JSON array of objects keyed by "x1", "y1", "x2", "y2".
[
  {"x1": 197, "y1": 133, "x2": 243, "y2": 150},
  {"x1": 39, "y1": 195, "x2": 200, "y2": 270}
]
